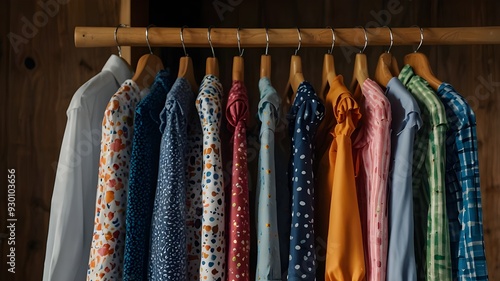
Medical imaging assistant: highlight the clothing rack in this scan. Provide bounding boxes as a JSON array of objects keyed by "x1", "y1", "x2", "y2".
[{"x1": 74, "y1": 26, "x2": 500, "y2": 48}]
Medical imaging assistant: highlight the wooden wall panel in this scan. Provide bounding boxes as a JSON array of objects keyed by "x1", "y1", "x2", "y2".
[
  {"x1": 0, "y1": 0, "x2": 121, "y2": 280},
  {"x1": 0, "y1": 0, "x2": 10, "y2": 179},
  {"x1": 0, "y1": 0, "x2": 10, "y2": 277}
]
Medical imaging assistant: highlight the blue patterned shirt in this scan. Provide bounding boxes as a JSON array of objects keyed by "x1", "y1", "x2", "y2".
[
  {"x1": 286, "y1": 81, "x2": 324, "y2": 280},
  {"x1": 123, "y1": 70, "x2": 172, "y2": 281},
  {"x1": 437, "y1": 82, "x2": 488, "y2": 281},
  {"x1": 256, "y1": 77, "x2": 283, "y2": 281},
  {"x1": 148, "y1": 78, "x2": 195, "y2": 280}
]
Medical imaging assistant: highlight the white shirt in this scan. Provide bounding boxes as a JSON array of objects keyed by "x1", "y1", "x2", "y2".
[{"x1": 43, "y1": 55, "x2": 132, "y2": 281}]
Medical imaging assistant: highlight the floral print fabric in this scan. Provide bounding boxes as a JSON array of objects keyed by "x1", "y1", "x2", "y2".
[
  {"x1": 87, "y1": 79, "x2": 145, "y2": 281},
  {"x1": 196, "y1": 75, "x2": 226, "y2": 280},
  {"x1": 185, "y1": 88, "x2": 204, "y2": 280}
]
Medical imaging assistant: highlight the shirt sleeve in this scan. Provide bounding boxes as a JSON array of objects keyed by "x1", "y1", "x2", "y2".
[{"x1": 44, "y1": 107, "x2": 96, "y2": 281}]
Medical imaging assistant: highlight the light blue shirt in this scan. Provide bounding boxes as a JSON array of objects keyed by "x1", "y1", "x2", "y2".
[
  {"x1": 256, "y1": 77, "x2": 282, "y2": 281},
  {"x1": 385, "y1": 77, "x2": 421, "y2": 281}
]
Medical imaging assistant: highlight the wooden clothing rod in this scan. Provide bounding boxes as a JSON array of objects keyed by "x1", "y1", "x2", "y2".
[{"x1": 74, "y1": 26, "x2": 500, "y2": 48}]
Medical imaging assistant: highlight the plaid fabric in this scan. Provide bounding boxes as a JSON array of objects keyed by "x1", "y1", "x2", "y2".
[
  {"x1": 399, "y1": 65, "x2": 452, "y2": 281},
  {"x1": 437, "y1": 83, "x2": 489, "y2": 281}
]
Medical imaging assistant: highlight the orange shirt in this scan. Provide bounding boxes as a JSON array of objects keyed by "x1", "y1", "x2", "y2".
[{"x1": 316, "y1": 75, "x2": 365, "y2": 281}]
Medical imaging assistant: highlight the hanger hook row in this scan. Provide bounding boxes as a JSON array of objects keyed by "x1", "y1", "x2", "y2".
[
  {"x1": 326, "y1": 26, "x2": 336, "y2": 54},
  {"x1": 356, "y1": 26, "x2": 368, "y2": 54},
  {"x1": 180, "y1": 25, "x2": 188, "y2": 57},
  {"x1": 383, "y1": 25, "x2": 393, "y2": 53},
  {"x1": 413, "y1": 25, "x2": 424, "y2": 52},
  {"x1": 237, "y1": 27, "x2": 244, "y2": 57},
  {"x1": 295, "y1": 27, "x2": 302, "y2": 56},
  {"x1": 265, "y1": 27, "x2": 270, "y2": 55},
  {"x1": 145, "y1": 24, "x2": 155, "y2": 54},
  {"x1": 207, "y1": 26, "x2": 216, "y2": 58},
  {"x1": 114, "y1": 24, "x2": 128, "y2": 58}
]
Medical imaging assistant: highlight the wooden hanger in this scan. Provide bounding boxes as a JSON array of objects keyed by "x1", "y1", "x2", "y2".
[
  {"x1": 375, "y1": 52, "x2": 394, "y2": 87},
  {"x1": 284, "y1": 55, "x2": 305, "y2": 106},
  {"x1": 132, "y1": 26, "x2": 164, "y2": 90},
  {"x1": 232, "y1": 28, "x2": 244, "y2": 82},
  {"x1": 320, "y1": 27, "x2": 337, "y2": 99},
  {"x1": 391, "y1": 55, "x2": 400, "y2": 76},
  {"x1": 260, "y1": 55, "x2": 271, "y2": 79},
  {"x1": 178, "y1": 57, "x2": 198, "y2": 92},
  {"x1": 132, "y1": 54, "x2": 163, "y2": 90},
  {"x1": 404, "y1": 27, "x2": 441, "y2": 90},
  {"x1": 350, "y1": 27, "x2": 369, "y2": 93},
  {"x1": 321, "y1": 54, "x2": 337, "y2": 98},
  {"x1": 350, "y1": 54, "x2": 369, "y2": 91},
  {"x1": 404, "y1": 53, "x2": 440, "y2": 90},
  {"x1": 284, "y1": 28, "x2": 305, "y2": 105},
  {"x1": 374, "y1": 26, "x2": 396, "y2": 87},
  {"x1": 233, "y1": 56, "x2": 244, "y2": 81},
  {"x1": 206, "y1": 27, "x2": 219, "y2": 76},
  {"x1": 260, "y1": 28, "x2": 271, "y2": 79},
  {"x1": 178, "y1": 27, "x2": 198, "y2": 91}
]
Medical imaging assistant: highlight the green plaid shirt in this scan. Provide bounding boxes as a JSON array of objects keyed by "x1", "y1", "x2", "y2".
[{"x1": 399, "y1": 65, "x2": 452, "y2": 281}]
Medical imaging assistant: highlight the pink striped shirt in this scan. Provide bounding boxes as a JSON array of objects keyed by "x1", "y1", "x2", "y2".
[{"x1": 353, "y1": 78, "x2": 392, "y2": 281}]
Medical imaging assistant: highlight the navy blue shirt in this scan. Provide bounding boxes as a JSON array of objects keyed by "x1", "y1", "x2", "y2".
[
  {"x1": 286, "y1": 81, "x2": 324, "y2": 280},
  {"x1": 123, "y1": 70, "x2": 172, "y2": 281},
  {"x1": 148, "y1": 78, "x2": 195, "y2": 280}
]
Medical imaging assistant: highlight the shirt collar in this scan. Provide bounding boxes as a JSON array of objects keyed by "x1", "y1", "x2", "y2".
[
  {"x1": 258, "y1": 77, "x2": 281, "y2": 110},
  {"x1": 325, "y1": 75, "x2": 348, "y2": 104},
  {"x1": 387, "y1": 76, "x2": 406, "y2": 92},
  {"x1": 398, "y1": 64, "x2": 415, "y2": 86},
  {"x1": 102, "y1": 54, "x2": 133, "y2": 84},
  {"x1": 437, "y1": 82, "x2": 453, "y2": 93}
]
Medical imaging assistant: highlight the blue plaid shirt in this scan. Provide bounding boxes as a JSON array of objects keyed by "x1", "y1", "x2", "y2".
[{"x1": 436, "y1": 83, "x2": 488, "y2": 281}]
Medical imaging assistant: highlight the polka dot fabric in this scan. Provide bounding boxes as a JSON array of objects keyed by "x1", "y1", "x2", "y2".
[
  {"x1": 196, "y1": 75, "x2": 226, "y2": 280},
  {"x1": 286, "y1": 81, "x2": 324, "y2": 280},
  {"x1": 148, "y1": 78, "x2": 195, "y2": 280},
  {"x1": 123, "y1": 70, "x2": 172, "y2": 281},
  {"x1": 87, "y1": 79, "x2": 145, "y2": 281},
  {"x1": 225, "y1": 80, "x2": 250, "y2": 280}
]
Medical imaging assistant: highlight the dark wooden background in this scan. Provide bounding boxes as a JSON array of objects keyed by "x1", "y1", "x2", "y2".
[{"x1": 1, "y1": 0, "x2": 499, "y2": 280}]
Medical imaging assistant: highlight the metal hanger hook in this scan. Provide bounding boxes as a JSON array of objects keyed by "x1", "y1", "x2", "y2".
[
  {"x1": 384, "y1": 25, "x2": 394, "y2": 53},
  {"x1": 114, "y1": 24, "x2": 127, "y2": 57},
  {"x1": 295, "y1": 27, "x2": 302, "y2": 56},
  {"x1": 145, "y1": 24, "x2": 155, "y2": 54},
  {"x1": 207, "y1": 26, "x2": 216, "y2": 58},
  {"x1": 413, "y1": 25, "x2": 424, "y2": 52},
  {"x1": 265, "y1": 28, "x2": 270, "y2": 55},
  {"x1": 180, "y1": 25, "x2": 188, "y2": 57},
  {"x1": 356, "y1": 26, "x2": 368, "y2": 53},
  {"x1": 326, "y1": 26, "x2": 336, "y2": 54},
  {"x1": 237, "y1": 27, "x2": 244, "y2": 57}
]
